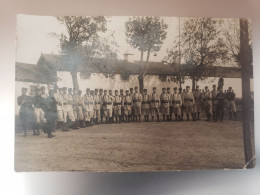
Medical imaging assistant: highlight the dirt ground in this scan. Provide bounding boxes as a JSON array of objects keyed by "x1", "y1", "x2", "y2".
[{"x1": 15, "y1": 119, "x2": 246, "y2": 172}]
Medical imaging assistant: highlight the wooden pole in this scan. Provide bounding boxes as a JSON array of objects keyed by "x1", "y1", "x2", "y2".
[{"x1": 239, "y1": 18, "x2": 254, "y2": 168}]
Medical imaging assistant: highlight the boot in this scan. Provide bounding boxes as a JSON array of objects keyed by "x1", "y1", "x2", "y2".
[
  {"x1": 47, "y1": 132, "x2": 55, "y2": 138},
  {"x1": 119, "y1": 116, "x2": 121, "y2": 124},
  {"x1": 138, "y1": 115, "x2": 141, "y2": 122},
  {"x1": 163, "y1": 114, "x2": 165, "y2": 121},
  {"x1": 197, "y1": 112, "x2": 200, "y2": 120},
  {"x1": 106, "y1": 117, "x2": 109, "y2": 124},
  {"x1": 192, "y1": 113, "x2": 196, "y2": 121},
  {"x1": 147, "y1": 116, "x2": 150, "y2": 122},
  {"x1": 152, "y1": 116, "x2": 154, "y2": 122},
  {"x1": 186, "y1": 114, "x2": 189, "y2": 121},
  {"x1": 229, "y1": 112, "x2": 232, "y2": 120},
  {"x1": 116, "y1": 116, "x2": 118, "y2": 123},
  {"x1": 167, "y1": 115, "x2": 170, "y2": 122},
  {"x1": 128, "y1": 116, "x2": 130, "y2": 122},
  {"x1": 175, "y1": 114, "x2": 178, "y2": 121},
  {"x1": 194, "y1": 113, "x2": 197, "y2": 121},
  {"x1": 157, "y1": 115, "x2": 160, "y2": 122},
  {"x1": 72, "y1": 121, "x2": 80, "y2": 129},
  {"x1": 234, "y1": 112, "x2": 237, "y2": 120}
]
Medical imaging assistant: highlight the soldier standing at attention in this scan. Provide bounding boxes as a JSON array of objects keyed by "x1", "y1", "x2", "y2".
[
  {"x1": 72, "y1": 88, "x2": 84, "y2": 128},
  {"x1": 122, "y1": 90, "x2": 132, "y2": 122},
  {"x1": 130, "y1": 88, "x2": 134, "y2": 121},
  {"x1": 32, "y1": 87, "x2": 46, "y2": 135},
  {"x1": 182, "y1": 86, "x2": 195, "y2": 121},
  {"x1": 167, "y1": 87, "x2": 172, "y2": 121},
  {"x1": 40, "y1": 86, "x2": 48, "y2": 99},
  {"x1": 93, "y1": 89, "x2": 102, "y2": 124},
  {"x1": 226, "y1": 87, "x2": 237, "y2": 120},
  {"x1": 109, "y1": 90, "x2": 115, "y2": 123},
  {"x1": 113, "y1": 90, "x2": 122, "y2": 123},
  {"x1": 204, "y1": 86, "x2": 213, "y2": 121},
  {"x1": 17, "y1": 88, "x2": 35, "y2": 136},
  {"x1": 216, "y1": 87, "x2": 225, "y2": 122},
  {"x1": 170, "y1": 87, "x2": 182, "y2": 121},
  {"x1": 63, "y1": 87, "x2": 77, "y2": 129},
  {"x1": 54, "y1": 88, "x2": 66, "y2": 131},
  {"x1": 120, "y1": 89, "x2": 125, "y2": 122},
  {"x1": 150, "y1": 87, "x2": 160, "y2": 122},
  {"x1": 99, "y1": 89, "x2": 104, "y2": 123},
  {"x1": 77, "y1": 89, "x2": 84, "y2": 127},
  {"x1": 44, "y1": 88, "x2": 57, "y2": 138},
  {"x1": 102, "y1": 90, "x2": 113, "y2": 123},
  {"x1": 83, "y1": 88, "x2": 94, "y2": 126},
  {"x1": 179, "y1": 87, "x2": 184, "y2": 120},
  {"x1": 142, "y1": 89, "x2": 151, "y2": 122},
  {"x1": 70, "y1": 88, "x2": 79, "y2": 129},
  {"x1": 211, "y1": 85, "x2": 218, "y2": 121},
  {"x1": 133, "y1": 86, "x2": 142, "y2": 122},
  {"x1": 160, "y1": 88, "x2": 171, "y2": 122},
  {"x1": 193, "y1": 86, "x2": 202, "y2": 120}
]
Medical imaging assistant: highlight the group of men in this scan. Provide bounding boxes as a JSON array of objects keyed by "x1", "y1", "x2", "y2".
[{"x1": 17, "y1": 84, "x2": 237, "y2": 138}]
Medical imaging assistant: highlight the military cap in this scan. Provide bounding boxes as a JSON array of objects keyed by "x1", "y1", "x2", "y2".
[
  {"x1": 95, "y1": 88, "x2": 98, "y2": 91},
  {"x1": 126, "y1": 90, "x2": 129, "y2": 92},
  {"x1": 196, "y1": 85, "x2": 199, "y2": 88},
  {"x1": 153, "y1": 87, "x2": 156, "y2": 90},
  {"x1": 167, "y1": 87, "x2": 170, "y2": 90},
  {"x1": 99, "y1": 89, "x2": 103, "y2": 91},
  {"x1": 213, "y1": 84, "x2": 216, "y2": 87},
  {"x1": 174, "y1": 87, "x2": 177, "y2": 90},
  {"x1": 63, "y1": 87, "x2": 67, "y2": 90},
  {"x1": 86, "y1": 88, "x2": 90, "y2": 91},
  {"x1": 120, "y1": 89, "x2": 123, "y2": 91},
  {"x1": 22, "y1": 87, "x2": 27, "y2": 91},
  {"x1": 134, "y1": 86, "x2": 138, "y2": 89},
  {"x1": 186, "y1": 86, "x2": 190, "y2": 88},
  {"x1": 104, "y1": 89, "x2": 107, "y2": 92},
  {"x1": 40, "y1": 86, "x2": 45, "y2": 89},
  {"x1": 115, "y1": 90, "x2": 118, "y2": 92},
  {"x1": 130, "y1": 88, "x2": 133, "y2": 90},
  {"x1": 143, "y1": 89, "x2": 147, "y2": 91},
  {"x1": 162, "y1": 87, "x2": 166, "y2": 90},
  {"x1": 205, "y1": 86, "x2": 208, "y2": 88},
  {"x1": 68, "y1": 88, "x2": 72, "y2": 91},
  {"x1": 229, "y1": 87, "x2": 232, "y2": 89}
]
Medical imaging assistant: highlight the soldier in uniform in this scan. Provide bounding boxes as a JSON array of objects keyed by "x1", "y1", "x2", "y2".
[
  {"x1": 120, "y1": 89, "x2": 125, "y2": 122},
  {"x1": 160, "y1": 88, "x2": 171, "y2": 121},
  {"x1": 211, "y1": 85, "x2": 218, "y2": 121},
  {"x1": 102, "y1": 89, "x2": 113, "y2": 123},
  {"x1": 122, "y1": 90, "x2": 133, "y2": 122},
  {"x1": 43, "y1": 88, "x2": 56, "y2": 138},
  {"x1": 142, "y1": 89, "x2": 150, "y2": 122},
  {"x1": 133, "y1": 86, "x2": 142, "y2": 122},
  {"x1": 167, "y1": 87, "x2": 172, "y2": 121},
  {"x1": 216, "y1": 87, "x2": 226, "y2": 122},
  {"x1": 54, "y1": 87, "x2": 67, "y2": 131},
  {"x1": 17, "y1": 88, "x2": 35, "y2": 136},
  {"x1": 99, "y1": 89, "x2": 104, "y2": 123},
  {"x1": 170, "y1": 87, "x2": 182, "y2": 121},
  {"x1": 179, "y1": 87, "x2": 184, "y2": 120},
  {"x1": 204, "y1": 86, "x2": 213, "y2": 121},
  {"x1": 150, "y1": 87, "x2": 160, "y2": 122},
  {"x1": 93, "y1": 88, "x2": 102, "y2": 124},
  {"x1": 182, "y1": 86, "x2": 195, "y2": 121},
  {"x1": 40, "y1": 86, "x2": 48, "y2": 99},
  {"x1": 109, "y1": 90, "x2": 115, "y2": 123},
  {"x1": 113, "y1": 90, "x2": 122, "y2": 123},
  {"x1": 226, "y1": 87, "x2": 237, "y2": 120},
  {"x1": 193, "y1": 86, "x2": 202, "y2": 120},
  {"x1": 83, "y1": 88, "x2": 95, "y2": 126},
  {"x1": 130, "y1": 87, "x2": 134, "y2": 121},
  {"x1": 32, "y1": 87, "x2": 46, "y2": 135},
  {"x1": 63, "y1": 87, "x2": 77, "y2": 129},
  {"x1": 72, "y1": 88, "x2": 84, "y2": 128}
]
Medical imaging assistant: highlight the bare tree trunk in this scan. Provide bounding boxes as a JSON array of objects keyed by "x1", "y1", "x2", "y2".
[
  {"x1": 138, "y1": 75, "x2": 144, "y2": 93},
  {"x1": 240, "y1": 18, "x2": 254, "y2": 168},
  {"x1": 192, "y1": 76, "x2": 196, "y2": 90},
  {"x1": 71, "y1": 71, "x2": 79, "y2": 90}
]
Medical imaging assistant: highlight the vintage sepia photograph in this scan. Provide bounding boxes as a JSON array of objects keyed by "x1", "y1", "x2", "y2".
[{"x1": 15, "y1": 15, "x2": 255, "y2": 172}]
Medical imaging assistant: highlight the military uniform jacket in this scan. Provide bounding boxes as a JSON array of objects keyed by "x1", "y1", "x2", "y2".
[
  {"x1": 32, "y1": 95, "x2": 46, "y2": 109},
  {"x1": 122, "y1": 95, "x2": 132, "y2": 109},
  {"x1": 17, "y1": 95, "x2": 34, "y2": 115},
  {"x1": 102, "y1": 95, "x2": 113, "y2": 110},
  {"x1": 63, "y1": 94, "x2": 73, "y2": 106},
  {"x1": 211, "y1": 90, "x2": 218, "y2": 104},
  {"x1": 73, "y1": 95, "x2": 83, "y2": 109},
  {"x1": 54, "y1": 93, "x2": 63, "y2": 108},
  {"x1": 150, "y1": 93, "x2": 160, "y2": 108},
  {"x1": 170, "y1": 93, "x2": 182, "y2": 108},
  {"x1": 216, "y1": 92, "x2": 225, "y2": 106},
  {"x1": 142, "y1": 94, "x2": 150, "y2": 109},
  {"x1": 113, "y1": 95, "x2": 122, "y2": 110},
  {"x1": 204, "y1": 91, "x2": 212, "y2": 102},
  {"x1": 226, "y1": 92, "x2": 235, "y2": 101},
  {"x1": 93, "y1": 94, "x2": 102, "y2": 110},
  {"x1": 182, "y1": 92, "x2": 195, "y2": 106},
  {"x1": 160, "y1": 93, "x2": 170, "y2": 108},
  {"x1": 193, "y1": 91, "x2": 201, "y2": 103},
  {"x1": 83, "y1": 94, "x2": 94, "y2": 111},
  {"x1": 133, "y1": 93, "x2": 142, "y2": 107}
]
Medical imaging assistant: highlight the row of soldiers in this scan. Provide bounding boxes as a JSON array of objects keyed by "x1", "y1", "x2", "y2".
[{"x1": 17, "y1": 84, "x2": 237, "y2": 138}]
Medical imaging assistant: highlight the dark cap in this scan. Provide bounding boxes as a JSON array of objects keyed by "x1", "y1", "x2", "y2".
[
  {"x1": 104, "y1": 90, "x2": 107, "y2": 92},
  {"x1": 143, "y1": 89, "x2": 147, "y2": 91},
  {"x1": 134, "y1": 86, "x2": 138, "y2": 89},
  {"x1": 174, "y1": 87, "x2": 177, "y2": 90},
  {"x1": 63, "y1": 87, "x2": 67, "y2": 90},
  {"x1": 120, "y1": 89, "x2": 123, "y2": 91},
  {"x1": 68, "y1": 88, "x2": 72, "y2": 91},
  {"x1": 167, "y1": 87, "x2": 170, "y2": 90},
  {"x1": 229, "y1": 87, "x2": 232, "y2": 89},
  {"x1": 130, "y1": 88, "x2": 133, "y2": 90},
  {"x1": 186, "y1": 86, "x2": 190, "y2": 88},
  {"x1": 40, "y1": 86, "x2": 45, "y2": 89},
  {"x1": 95, "y1": 88, "x2": 98, "y2": 91},
  {"x1": 153, "y1": 87, "x2": 156, "y2": 90},
  {"x1": 213, "y1": 85, "x2": 216, "y2": 87},
  {"x1": 86, "y1": 88, "x2": 90, "y2": 91},
  {"x1": 196, "y1": 85, "x2": 199, "y2": 88},
  {"x1": 99, "y1": 89, "x2": 103, "y2": 91},
  {"x1": 162, "y1": 88, "x2": 166, "y2": 90}
]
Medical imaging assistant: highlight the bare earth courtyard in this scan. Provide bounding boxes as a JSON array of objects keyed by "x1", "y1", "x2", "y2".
[{"x1": 15, "y1": 120, "x2": 245, "y2": 172}]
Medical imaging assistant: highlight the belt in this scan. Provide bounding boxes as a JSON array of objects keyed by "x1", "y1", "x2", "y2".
[
  {"x1": 84, "y1": 102, "x2": 90, "y2": 105},
  {"x1": 124, "y1": 102, "x2": 132, "y2": 105},
  {"x1": 63, "y1": 102, "x2": 68, "y2": 105},
  {"x1": 103, "y1": 102, "x2": 112, "y2": 105},
  {"x1": 114, "y1": 103, "x2": 121, "y2": 106},
  {"x1": 133, "y1": 99, "x2": 141, "y2": 102},
  {"x1": 184, "y1": 99, "x2": 193, "y2": 102},
  {"x1": 161, "y1": 100, "x2": 169, "y2": 103},
  {"x1": 142, "y1": 102, "x2": 150, "y2": 104},
  {"x1": 95, "y1": 101, "x2": 101, "y2": 104},
  {"x1": 172, "y1": 101, "x2": 181, "y2": 104},
  {"x1": 151, "y1": 100, "x2": 159, "y2": 103}
]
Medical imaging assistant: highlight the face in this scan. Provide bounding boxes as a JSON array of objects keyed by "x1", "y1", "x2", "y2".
[
  {"x1": 130, "y1": 89, "x2": 133, "y2": 93},
  {"x1": 22, "y1": 89, "x2": 27, "y2": 95},
  {"x1": 49, "y1": 89, "x2": 54, "y2": 96},
  {"x1": 115, "y1": 91, "x2": 118, "y2": 96},
  {"x1": 63, "y1": 89, "x2": 67, "y2": 94},
  {"x1": 126, "y1": 91, "x2": 129, "y2": 95},
  {"x1": 120, "y1": 90, "x2": 123, "y2": 95},
  {"x1": 104, "y1": 91, "x2": 108, "y2": 95},
  {"x1": 74, "y1": 90, "x2": 78, "y2": 95},
  {"x1": 153, "y1": 88, "x2": 156, "y2": 93},
  {"x1": 144, "y1": 90, "x2": 147, "y2": 95},
  {"x1": 163, "y1": 89, "x2": 166, "y2": 93},
  {"x1": 86, "y1": 90, "x2": 90, "y2": 94},
  {"x1": 219, "y1": 88, "x2": 223, "y2": 93},
  {"x1": 109, "y1": 90, "x2": 112, "y2": 95},
  {"x1": 135, "y1": 88, "x2": 138, "y2": 93},
  {"x1": 167, "y1": 89, "x2": 170, "y2": 93},
  {"x1": 41, "y1": 88, "x2": 46, "y2": 94},
  {"x1": 68, "y1": 89, "x2": 72, "y2": 94},
  {"x1": 174, "y1": 89, "x2": 177, "y2": 93},
  {"x1": 186, "y1": 88, "x2": 190, "y2": 92},
  {"x1": 95, "y1": 90, "x2": 98, "y2": 95}
]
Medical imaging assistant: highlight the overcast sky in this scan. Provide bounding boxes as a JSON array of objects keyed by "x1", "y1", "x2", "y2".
[{"x1": 16, "y1": 15, "x2": 179, "y2": 64}]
